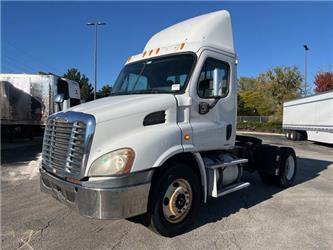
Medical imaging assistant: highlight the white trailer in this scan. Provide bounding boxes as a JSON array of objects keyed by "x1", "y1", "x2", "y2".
[
  {"x1": 40, "y1": 10, "x2": 297, "y2": 237},
  {"x1": 283, "y1": 91, "x2": 333, "y2": 144}
]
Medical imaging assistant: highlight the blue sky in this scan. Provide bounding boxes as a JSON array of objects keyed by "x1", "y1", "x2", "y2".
[{"x1": 2, "y1": 1, "x2": 333, "y2": 92}]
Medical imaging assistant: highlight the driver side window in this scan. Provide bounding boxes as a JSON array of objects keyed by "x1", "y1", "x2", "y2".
[{"x1": 197, "y1": 58, "x2": 229, "y2": 98}]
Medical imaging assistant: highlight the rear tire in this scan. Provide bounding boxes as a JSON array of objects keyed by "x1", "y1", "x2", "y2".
[
  {"x1": 259, "y1": 147, "x2": 297, "y2": 188},
  {"x1": 285, "y1": 131, "x2": 291, "y2": 140},
  {"x1": 147, "y1": 163, "x2": 201, "y2": 237},
  {"x1": 277, "y1": 147, "x2": 297, "y2": 188},
  {"x1": 290, "y1": 130, "x2": 300, "y2": 141}
]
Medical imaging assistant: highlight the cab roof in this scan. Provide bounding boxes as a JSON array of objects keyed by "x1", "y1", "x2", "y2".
[
  {"x1": 144, "y1": 10, "x2": 234, "y2": 54},
  {"x1": 127, "y1": 10, "x2": 235, "y2": 64}
]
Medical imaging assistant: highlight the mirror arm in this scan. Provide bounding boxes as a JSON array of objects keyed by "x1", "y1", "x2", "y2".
[
  {"x1": 199, "y1": 96, "x2": 222, "y2": 115},
  {"x1": 209, "y1": 96, "x2": 222, "y2": 109}
]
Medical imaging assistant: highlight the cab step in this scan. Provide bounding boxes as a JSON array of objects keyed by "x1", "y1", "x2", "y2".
[
  {"x1": 201, "y1": 153, "x2": 249, "y2": 198},
  {"x1": 205, "y1": 158, "x2": 248, "y2": 169},
  {"x1": 212, "y1": 181, "x2": 250, "y2": 198}
]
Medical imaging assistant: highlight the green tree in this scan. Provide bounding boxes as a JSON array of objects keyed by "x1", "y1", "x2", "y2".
[
  {"x1": 237, "y1": 66, "x2": 302, "y2": 120},
  {"x1": 238, "y1": 90, "x2": 275, "y2": 116},
  {"x1": 238, "y1": 77, "x2": 258, "y2": 92},
  {"x1": 63, "y1": 68, "x2": 94, "y2": 101},
  {"x1": 238, "y1": 77, "x2": 275, "y2": 116},
  {"x1": 97, "y1": 84, "x2": 112, "y2": 99},
  {"x1": 257, "y1": 66, "x2": 302, "y2": 119},
  {"x1": 258, "y1": 66, "x2": 302, "y2": 105}
]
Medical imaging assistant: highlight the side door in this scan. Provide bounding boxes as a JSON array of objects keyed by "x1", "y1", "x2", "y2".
[{"x1": 189, "y1": 49, "x2": 236, "y2": 151}]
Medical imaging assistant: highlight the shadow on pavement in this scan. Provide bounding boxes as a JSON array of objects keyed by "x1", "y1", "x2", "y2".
[
  {"x1": 1, "y1": 139, "x2": 42, "y2": 166},
  {"x1": 129, "y1": 157, "x2": 332, "y2": 236},
  {"x1": 189, "y1": 157, "x2": 332, "y2": 233}
]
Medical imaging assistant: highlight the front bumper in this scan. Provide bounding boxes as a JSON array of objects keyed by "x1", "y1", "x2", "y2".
[{"x1": 40, "y1": 168, "x2": 151, "y2": 219}]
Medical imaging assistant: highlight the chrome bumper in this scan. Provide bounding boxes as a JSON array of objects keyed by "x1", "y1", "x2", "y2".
[{"x1": 40, "y1": 168, "x2": 151, "y2": 219}]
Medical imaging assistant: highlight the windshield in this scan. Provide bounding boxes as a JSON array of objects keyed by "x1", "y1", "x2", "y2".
[{"x1": 111, "y1": 54, "x2": 196, "y2": 95}]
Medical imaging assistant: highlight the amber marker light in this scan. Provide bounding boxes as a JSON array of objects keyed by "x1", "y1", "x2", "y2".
[
  {"x1": 156, "y1": 48, "x2": 160, "y2": 54},
  {"x1": 179, "y1": 42, "x2": 185, "y2": 50},
  {"x1": 142, "y1": 51, "x2": 147, "y2": 57},
  {"x1": 184, "y1": 134, "x2": 191, "y2": 140},
  {"x1": 149, "y1": 49, "x2": 154, "y2": 56}
]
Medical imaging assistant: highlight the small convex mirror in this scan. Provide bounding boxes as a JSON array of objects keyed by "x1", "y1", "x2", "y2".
[
  {"x1": 213, "y1": 68, "x2": 223, "y2": 97},
  {"x1": 53, "y1": 93, "x2": 64, "y2": 104},
  {"x1": 53, "y1": 93, "x2": 64, "y2": 112}
]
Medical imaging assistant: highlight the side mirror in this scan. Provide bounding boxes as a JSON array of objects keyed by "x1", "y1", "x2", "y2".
[
  {"x1": 53, "y1": 93, "x2": 64, "y2": 111},
  {"x1": 213, "y1": 68, "x2": 223, "y2": 97},
  {"x1": 53, "y1": 93, "x2": 64, "y2": 103}
]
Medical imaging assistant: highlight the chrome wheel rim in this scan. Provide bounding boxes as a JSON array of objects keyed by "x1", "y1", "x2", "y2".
[
  {"x1": 285, "y1": 156, "x2": 295, "y2": 180},
  {"x1": 162, "y1": 178, "x2": 192, "y2": 223}
]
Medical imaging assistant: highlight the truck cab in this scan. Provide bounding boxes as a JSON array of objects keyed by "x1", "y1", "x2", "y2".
[
  {"x1": 53, "y1": 76, "x2": 81, "y2": 111},
  {"x1": 40, "y1": 10, "x2": 297, "y2": 237}
]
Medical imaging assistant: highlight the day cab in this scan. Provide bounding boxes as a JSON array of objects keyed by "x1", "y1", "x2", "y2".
[{"x1": 40, "y1": 10, "x2": 297, "y2": 236}]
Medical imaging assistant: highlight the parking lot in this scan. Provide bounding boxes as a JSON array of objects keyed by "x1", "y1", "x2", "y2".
[{"x1": 1, "y1": 133, "x2": 333, "y2": 250}]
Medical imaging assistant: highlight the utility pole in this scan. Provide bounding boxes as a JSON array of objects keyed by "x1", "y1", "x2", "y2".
[
  {"x1": 87, "y1": 21, "x2": 106, "y2": 100},
  {"x1": 303, "y1": 44, "x2": 309, "y2": 96}
]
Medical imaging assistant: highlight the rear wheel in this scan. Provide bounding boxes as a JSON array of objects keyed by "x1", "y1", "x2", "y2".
[
  {"x1": 147, "y1": 163, "x2": 201, "y2": 237},
  {"x1": 259, "y1": 147, "x2": 297, "y2": 188},
  {"x1": 285, "y1": 130, "x2": 291, "y2": 140},
  {"x1": 290, "y1": 130, "x2": 301, "y2": 141},
  {"x1": 278, "y1": 147, "x2": 297, "y2": 187}
]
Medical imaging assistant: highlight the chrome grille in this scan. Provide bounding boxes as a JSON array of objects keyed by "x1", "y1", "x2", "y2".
[{"x1": 42, "y1": 118, "x2": 86, "y2": 177}]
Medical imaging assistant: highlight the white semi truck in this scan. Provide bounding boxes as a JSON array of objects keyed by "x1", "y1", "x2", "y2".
[
  {"x1": 1, "y1": 73, "x2": 80, "y2": 139},
  {"x1": 40, "y1": 10, "x2": 297, "y2": 236},
  {"x1": 283, "y1": 90, "x2": 333, "y2": 144}
]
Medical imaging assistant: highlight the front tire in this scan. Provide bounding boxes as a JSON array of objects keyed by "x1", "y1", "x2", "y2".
[{"x1": 148, "y1": 163, "x2": 201, "y2": 237}]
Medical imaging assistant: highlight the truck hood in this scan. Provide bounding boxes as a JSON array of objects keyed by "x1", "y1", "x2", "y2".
[{"x1": 67, "y1": 94, "x2": 177, "y2": 123}]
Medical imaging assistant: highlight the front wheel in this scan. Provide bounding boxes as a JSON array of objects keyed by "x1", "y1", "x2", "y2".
[{"x1": 147, "y1": 163, "x2": 201, "y2": 237}]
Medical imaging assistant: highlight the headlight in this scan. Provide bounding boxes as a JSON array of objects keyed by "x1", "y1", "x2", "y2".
[{"x1": 88, "y1": 148, "x2": 135, "y2": 176}]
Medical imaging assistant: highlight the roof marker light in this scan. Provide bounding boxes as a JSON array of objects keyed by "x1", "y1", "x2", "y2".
[
  {"x1": 179, "y1": 43, "x2": 185, "y2": 50},
  {"x1": 142, "y1": 51, "x2": 147, "y2": 57},
  {"x1": 127, "y1": 56, "x2": 132, "y2": 62},
  {"x1": 156, "y1": 48, "x2": 160, "y2": 54},
  {"x1": 149, "y1": 49, "x2": 153, "y2": 56}
]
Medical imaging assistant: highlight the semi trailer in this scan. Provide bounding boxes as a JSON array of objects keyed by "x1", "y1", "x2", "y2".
[
  {"x1": 283, "y1": 90, "x2": 333, "y2": 144},
  {"x1": 40, "y1": 10, "x2": 297, "y2": 237},
  {"x1": 0, "y1": 73, "x2": 80, "y2": 139}
]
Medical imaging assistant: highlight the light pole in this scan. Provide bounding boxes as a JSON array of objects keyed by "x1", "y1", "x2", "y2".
[
  {"x1": 303, "y1": 44, "x2": 309, "y2": 96},
  {"x1": 87, "y1": 21, "x2": 106, "y2": 100}
]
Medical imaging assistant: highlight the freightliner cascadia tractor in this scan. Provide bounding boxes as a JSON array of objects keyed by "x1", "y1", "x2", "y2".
[{"x1": 40, "y1": 10, "x2": 297, "y2": 237}]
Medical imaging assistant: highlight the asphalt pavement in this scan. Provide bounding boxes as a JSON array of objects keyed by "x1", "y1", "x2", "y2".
[{"x1": 1, "y1": 133, "x2": 332, "y2": 249}]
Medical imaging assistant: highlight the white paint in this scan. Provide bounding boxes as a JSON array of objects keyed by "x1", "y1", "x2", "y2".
[
  {"x1": 127, "y1": 10, "x2": 235, "y2": 64},
  {"x1": 144, "y1": 10, "x2": 234, "y2": 53},
  {"x1": 49, "y1": 10, "x2": 238, "y2": 179},
  {"x1": 283, "y1": 90, "x2": 333, "y2": 144}
]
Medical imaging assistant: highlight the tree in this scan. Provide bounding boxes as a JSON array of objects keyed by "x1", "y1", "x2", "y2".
[
  {"x1": 258, "y1": 66, "x2": 302, "y2": 105},
  {"x1": 238, "y1": 77, "x2": 258, "y2": 92},
  {"x1": 256, "y1": 66, "x2": 302, "y2": 119},
  {"x1": 313, "y1": 71, "x2": 333, "y2": 93},
  {"x1": 63, "y1": 68, "x2": 94, "y2": 101},
  {"x1": 238, "y1": 90, "x2": 275, "y2": 116},
  {"x1": 97, "y1": 84, "x2": 112, "y2": 98},
  {"x1": 237, "y1": 66, "x2": 302, "y2": 121}
]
